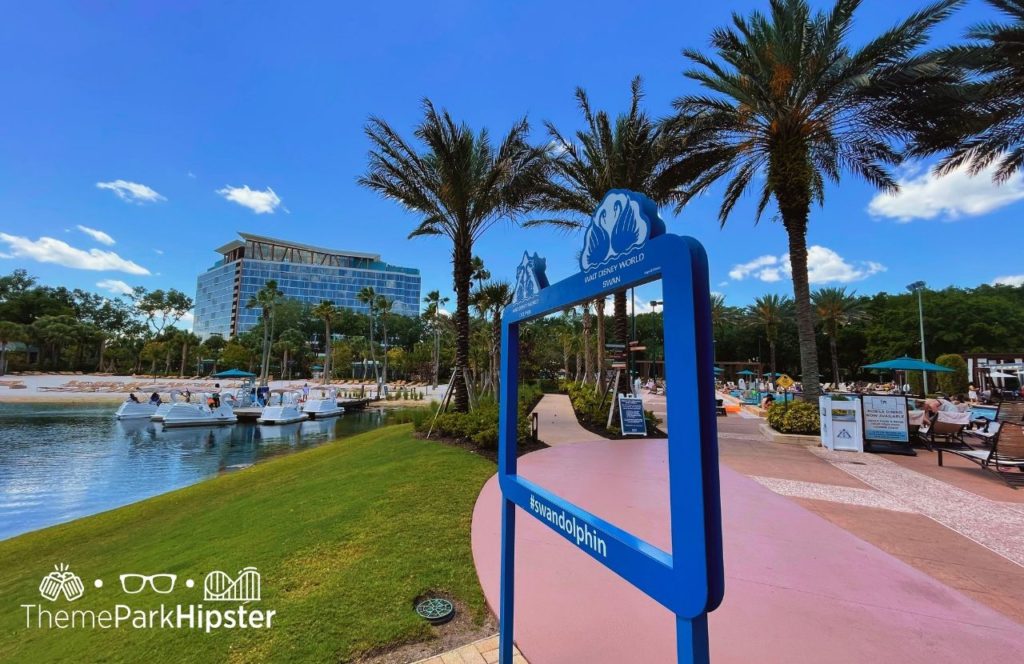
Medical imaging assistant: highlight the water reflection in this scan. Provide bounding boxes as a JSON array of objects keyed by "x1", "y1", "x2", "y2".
[{"x1": 0, "y1": 404, "x2": 395, "y2": 540}]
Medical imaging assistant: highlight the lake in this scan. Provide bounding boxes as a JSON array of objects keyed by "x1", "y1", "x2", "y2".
[{"x1": 0, "y1": 403, "x2": 401, "y2": 540}]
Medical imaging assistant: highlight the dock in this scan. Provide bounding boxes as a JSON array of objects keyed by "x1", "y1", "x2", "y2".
[{"x1": 233, "y1": 398, "x2": 375, "y2": 420}]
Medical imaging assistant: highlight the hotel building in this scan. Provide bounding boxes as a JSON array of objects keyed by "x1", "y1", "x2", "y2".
[{"x1": 193, "y1": 233, "x2": 421, "y2": 338}]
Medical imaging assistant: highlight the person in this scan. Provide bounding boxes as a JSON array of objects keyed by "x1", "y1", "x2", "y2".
[
  {"x1": 302, "y1": 383, "x2": 310, "y2": 402},
  {"x1": 761, "y1": 393, "x2": 775, "y2": 409},
  {"x1": 738, "y1": 377, "x2": 746, "y2": 391},
  {"x1": 149, "y1": 392, "x2": 161, "y2": 405},
  {"x1": 968, "y1": 385, "x2": 978, "y2": 403},
  {"x1": 128, "y1": 393, "x2": 139, "y2": 403},
  {"x1": 211, "y1": 383, "x2": 221, "y2": 409},
  {"x1": 182, "y1": 388, "x2": 191, "y2": 403}
]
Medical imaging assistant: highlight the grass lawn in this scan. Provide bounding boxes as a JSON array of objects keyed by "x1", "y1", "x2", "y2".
[{"x1": 0, "y1": 424, "x2": 496, "y2": 663}]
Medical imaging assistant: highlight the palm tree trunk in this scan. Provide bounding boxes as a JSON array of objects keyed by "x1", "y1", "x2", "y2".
[
  {"x1": 596, "y1": 298, "x2": 606, "y2": 391},
  {"x1": 180, "y1": 340, "x2": 188, "y2": 378},
  {"x1": 769, "y1": 340, "x2": 777, "y2": 381},
  {"x1": 0, "y1": 345, "x2": 7, "y2": 376},
  {"x1": 261, "y1": 314, "x2": 271, "y2": 384},
  {"x1": 782, "y1": 216, "x2": 822, "y2": 399},
  {"x1": 830, "y1": 337, "x2": 840, "y2": 386},
  {"x1": 614, "y1": 290, "x2": 628, "y2": 395},
  {"x1": 491, "y1": 315, "x2": 501, "y2": 396},
  {"x1": 323, "y1": 320, "x2": 332, "y2": 385},
  {"x1": 367, "y1": 316, "x2": 379, "y2": 386},
  {"x1": 432, "y1": 325, "x2": 440, "y2": 389},
  {"x1": 381, "y1": 317, "x2": 389, "y2": 389},
  {"x1": 451, "y1": 239, "x2": 472, "y2": 412},
  {"x1": 582, "y1": 303, "x2": 593, "y2": 385}
]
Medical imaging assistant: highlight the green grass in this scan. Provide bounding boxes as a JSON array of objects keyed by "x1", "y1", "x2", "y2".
[{"x1": 0, "y1": 424, "x2": 495, "y2": 663}]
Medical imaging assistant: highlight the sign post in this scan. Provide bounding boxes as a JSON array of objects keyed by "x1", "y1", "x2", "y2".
[{"x1": 498, "y1": 190, "x2": 724, "y2": 663}]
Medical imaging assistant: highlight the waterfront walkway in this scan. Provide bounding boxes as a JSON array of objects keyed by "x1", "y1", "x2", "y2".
[
  {"x1": 530, "y1": 394, "x2": 593, "y2": 446},
  {"x1": 472, "y1": 404, "x2": 1024, "y2": 662}
]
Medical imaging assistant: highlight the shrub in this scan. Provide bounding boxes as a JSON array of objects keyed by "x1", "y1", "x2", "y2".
[
  {"x1": 767, "y1": 400, "x2": 820, "y2": 435},
  {"x1": 411, "y1": 383, "x2": 543, "y2": 450},
  {"x1": 936, "y1": 353, "x2": 970, "y2": 396}
]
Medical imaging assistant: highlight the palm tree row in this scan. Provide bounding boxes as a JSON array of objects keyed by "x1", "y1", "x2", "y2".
[{"x1": 361, "y1": 0, "x2": 1013, "y2": 408}]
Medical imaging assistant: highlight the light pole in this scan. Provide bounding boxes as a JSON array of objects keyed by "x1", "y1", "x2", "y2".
[{"x1": 907, "y1": 281, "x2": 928, "y2": 395}]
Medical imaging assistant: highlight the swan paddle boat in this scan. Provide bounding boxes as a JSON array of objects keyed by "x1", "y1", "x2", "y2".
[
  {"x1": 151, "y1": 390, "x2": 191, "y2": 421},
  {"x1": 301, "y1": 387, "x2": 345, "y2": 419},
  {"x1": 114, "y1": 396, "x2": 159, "y2": 420},
  {"x1": 258, "y1": 390, "x2": 308, "y2": 425},
  {"x1": 162, "y1": 393, "x2": 237, "y2": 428}
]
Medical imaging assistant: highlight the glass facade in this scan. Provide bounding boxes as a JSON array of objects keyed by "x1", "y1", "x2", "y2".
[{"x1": 193, "y1": 234, "x2": 421, "y2": 338}]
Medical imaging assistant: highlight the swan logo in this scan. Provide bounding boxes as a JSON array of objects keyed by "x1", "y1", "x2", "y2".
[
  {"x1": 203, "y1": 567, "x2": 261, "y2": 602},
  {"x1": 513, "y1": 251, "x2": 549, "y2": 303},
  {"x1": 580, "y1": 190, "x2": 665, "y2": 273}
]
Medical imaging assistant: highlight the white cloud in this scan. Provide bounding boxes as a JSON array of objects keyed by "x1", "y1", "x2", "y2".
[
  {"x1": 96, "y1": 180, "x2": 166, "y2": 204},
  {"x1": 867, "y1": 163, "x2": 1024, "y2": 222},
  {"x1": 96, "y1": 278, "x2": 134, "y2": 295},
  {"x1": 76, "y1": 225, "x2": 115, "y2": 246},
  {"x1": 993, "y1": 274, "x2": 1024, "y2": 287},
  {"x1": 0, "y1": 233, "x2": 150, "y2": 275},
  {"x1": 154, "y1": 249, "x2": 164, "y2": 255},
  {"x1": 187, "y1": 171, "x2": 196, "y2": 179},
  {"x1": 728, "y1": 255, "x2": 779, "y2": 281},
  {"x1": 717, "y1": 281, "x2": 729, "y2": 288},
  {"x1": 729, "y1": 245, "x2": 885, "y2": 285},
  {"x1": 216, "y1": 185, "x2": 284, "y2": 214}
]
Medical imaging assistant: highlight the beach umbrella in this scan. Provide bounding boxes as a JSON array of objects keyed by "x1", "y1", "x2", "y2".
[
  {"x1": 713, "y1": 367, "x2": 724, "y2": 374},
  {"x1": 737, "y1": 369, "x2": 756, "y2": 376},
  {"x1": 861, "y1": 356, "x2": 953, "y2": 373},
  {"x1": 212, "y1": 368, "x2": 258, "y2": 378}
]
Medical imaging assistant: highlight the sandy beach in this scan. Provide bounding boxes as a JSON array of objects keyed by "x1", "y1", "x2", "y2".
[{"x1": 0, "y1": 373, "x2": 449, "y2": 404}]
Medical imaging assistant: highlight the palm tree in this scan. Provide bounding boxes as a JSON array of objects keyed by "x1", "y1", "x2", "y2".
[
  {"x1": 747, "y1": 294, "x2": 793, "y2": 381},
  {"x1": 356, "y1": 286, "x2": 379, "y2": 386},
  {"x1": 669, "y1": 0, "x2": 960, "y2": 399},
  {"x1": 0, "y1": 321, "x2": 25, "y2": 376},
  {"x1": 471, "y1": 256, "x2": 490, "y2": 291},
  {"x1": 532, "y1": 76, "x2": 683, "y2": 396},
  {"x1": 274, "y1": 329, "x2": 305, "y2": 381},
  {"x1": 311, "y1": 300, "x2": 339, "y2": 384},
  {"x1": 176, "y1": 330, "x2": 200, "y2": 377},
  {"x1": 376, "y1": 295, "x2": 394, "y2": 391},
  {"x1": 581, "y1": 300, "x2": 593, "y2": 384},
  {"x1": 246, "y1": 279, "x2": 283, "y2": 385},
  {"x1": 359, "y1": 100, "x2": 549, "y2": 412},
  {"x1": 201, "y1": 335, "x2": 226, "y2": 375},
  {"x1": 909, "y1": 0, "x2": 1024, "y2": 181},
  {"x1": 423, "y1": 289, "x2": 449, "y2": 388},
  {"x1": 812, "y1": 287, "x2": 867, "y2": 385},
  {"x1": 473, "y1": 281, "x2": 514, "y2": 395}
]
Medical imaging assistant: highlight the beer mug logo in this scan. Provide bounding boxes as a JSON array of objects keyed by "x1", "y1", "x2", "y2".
[{"x1": 39, "y1": 563, "x2": 85, "y2": 602}]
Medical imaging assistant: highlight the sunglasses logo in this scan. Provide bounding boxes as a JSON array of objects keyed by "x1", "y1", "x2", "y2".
[{"x1": 119, "y1": 573, "x2": 177, "y2": 595}]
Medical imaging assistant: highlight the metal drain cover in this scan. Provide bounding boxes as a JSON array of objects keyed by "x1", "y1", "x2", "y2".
[{"x1": 416, "y1": 597, "x2": 455, "y2": 625}]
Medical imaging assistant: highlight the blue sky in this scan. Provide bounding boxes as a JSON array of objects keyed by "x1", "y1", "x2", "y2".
[{"x1": 1, "y1": 0, "x2": 1022, "y2": 326}]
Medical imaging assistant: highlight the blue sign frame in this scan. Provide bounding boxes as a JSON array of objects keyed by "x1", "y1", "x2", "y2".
[{"x1": 497, "y1": 197, "x2": 724, "y2": 663}]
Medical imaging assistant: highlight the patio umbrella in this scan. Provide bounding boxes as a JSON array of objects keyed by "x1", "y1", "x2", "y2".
[
  {"x1": 988, "y1": 371, "x2": 1016, "y2": 379},
  {"x1": 212, "y1": 368, "x2": 257, "y2": 378},
  {"x1": 737, "y1": 369, "x2": 756, "y2": 376},
  {"x1": 861, "y1": 356, "x2": 953, "y2": 373},
  {"x1": 713, "y1": 367, "x2": 724, "y2": 374}
]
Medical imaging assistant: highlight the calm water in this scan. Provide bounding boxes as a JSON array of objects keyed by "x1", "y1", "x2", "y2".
[{"x1": 0, "y1": 403, "x2": 398, "y2": 540}]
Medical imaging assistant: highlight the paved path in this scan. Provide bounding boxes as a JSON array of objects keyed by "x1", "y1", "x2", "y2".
[
  {"x1": 472, "y1": 438, "x2": 1024, "y2": 663},
  {"x1": 412, "y1": 635, "x2": 525, "y2": 664},
  {"x1": 530, "y1": 394, "x2": 594, "y2": 446}
]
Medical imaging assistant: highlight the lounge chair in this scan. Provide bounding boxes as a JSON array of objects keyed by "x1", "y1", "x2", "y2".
[
  {"x1": 995, "y1": 401, "x2": 1024, "y2": 424},
  {"x1": 938, "y1": 422, "x2": 1024, "y2": 488},
  {"x1": 918, "y1": 410, "x2": 971, "y2": 451}
]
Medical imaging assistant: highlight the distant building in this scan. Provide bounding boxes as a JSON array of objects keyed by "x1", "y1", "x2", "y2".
[{"x1": 193, "y1": 233, "x2": 421, "y2": 338}]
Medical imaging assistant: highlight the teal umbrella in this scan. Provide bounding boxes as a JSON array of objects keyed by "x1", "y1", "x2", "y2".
[
  {"x1": 212, "y1": 368, "x2": 257, "y2": 378},
  {"x1": 737, "y1": 369, "x2": 756, "y2": 376},
  {"x1": 713, "y1": 367, "x2": 724, "y2": 374},
  {"x1": 862, "y1": 356, "x2": 953, "y2": 373}
]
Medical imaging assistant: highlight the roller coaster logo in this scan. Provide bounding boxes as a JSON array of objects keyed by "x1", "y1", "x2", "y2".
[{"x1": 203, "y1": 567, "x2": 261, "y2": 602}]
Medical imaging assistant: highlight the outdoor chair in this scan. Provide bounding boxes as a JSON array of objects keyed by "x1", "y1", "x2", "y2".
[
  {"x1": 938, "y1": 422, "x2": 1024, "y2": 488},
  {"x1": 918, "y1": 410, "x2": 971, "y2": 451},
  {"x1": 995, "y1": 401, "x2": 1024, "y2": 424}
]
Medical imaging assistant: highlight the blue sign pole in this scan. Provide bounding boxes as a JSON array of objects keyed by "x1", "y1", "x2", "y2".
[{"x1": 497, "y1": 190, "x2": 724, "y2": 664}]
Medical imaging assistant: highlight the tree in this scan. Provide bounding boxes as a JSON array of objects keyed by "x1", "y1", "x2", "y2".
[
  {"x1": 423, "y1": 289, "x2": 450, "y2": 388},
  {"x1": 131, "y1": 288, "x2": 193, "y2": 336},
  {"x1": 220, "y1": 339, "x2": 253, "y2": 373},
  {"x1": 274, "y1": 329, "x2": 305, "y2": 381},
  {"x1": 360, "y1": 101, "x2": 549, "y2": 411},
  {"x1": 936, "y1": 353, "x2": 971, "y2": 396},
  {"x1": 747, "y1": 294, "x2": 793, "y2": 380},
  {"x1": 312, "y1": 300, "x2": 339, "y2": 384},
  {"x1": 0, "y1": 321, "x2": 25, "y2": 375},
  {"x1": 812, "y1": 287, "x2": 867, "y2": 384},
  {"x1": 175, "y1": 330, "x2": 201, "y2": 377},
  {"x1": 670, "y1": 0, "x2": 960, "y2": 398},
  {"x1": 376, "y1": 295, "x2": 394, "y2": 390},
  {"x1": 909, "y1": 0, "x2": 1024, "y2": 181},
  {"x1": 356, "y1": 286, "x2": 380, "y2": 385},
  {"x1": 245, "y1": 280, "x2": 283, "y2": 384},
  {"x1": 201, "y1": 335, "x2": 227, "y2": 374},
  {"x1": 532, "y1": 76, "x2": 683, "y2": 396},
  {"x1": 473, "y1": 281, "x2": 514, "y2": 395},
  {"x1": 471, "y1": 256, "x2": 491, "y2": 291}
]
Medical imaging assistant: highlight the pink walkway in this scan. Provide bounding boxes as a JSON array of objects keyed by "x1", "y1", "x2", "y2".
[{"x1": 471, "y1": 439, "x2": 1024, "y2": 663}]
